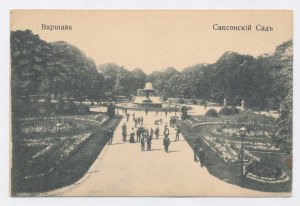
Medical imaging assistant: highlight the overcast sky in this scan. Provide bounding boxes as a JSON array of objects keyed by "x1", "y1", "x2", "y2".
[{"x1": 11, "y1": 10, "x2": 292, "y2": 74}]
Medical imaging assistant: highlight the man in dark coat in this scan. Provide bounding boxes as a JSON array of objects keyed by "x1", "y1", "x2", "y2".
[
  {"x1": 135, "y1": 126, "x2": 140, "y2": 142},
  {"x1": 141, "y1": 136, "x2": 145, "y2": 151},
  {"x1": 107, "y1": 128, "x2": 114, "y2": 145},
  {"x1": 126, "y1": 113, "x2": 130, "y2": 122},
  {"x1": 172, "y1": 117, "x2": 176, "y2": 127},
  {"x1": 163, "y1": 136, "x2": 170, "y2": 153},
  {"x1": 146, "y1": 134, "x2": 152, "y2": 151},
  {"x1": 198, "y1": 148, "x2": 205, "y2": 167},
  {"x1": 155, "y1": 126, "x2": 159, "y2": 139},
  {"x1": 164, "y1": 126, "x2": 170, "y2": 138},
  {"x1": 122, "y1": 123, "x2": 127, "y2": 142},
  {"x1": 149, "y1": 128, "x2": 154, "y2": 139}
]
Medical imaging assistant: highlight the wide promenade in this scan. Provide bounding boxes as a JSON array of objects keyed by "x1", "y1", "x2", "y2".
[{"x1": 40, "y1": 107, "x2": 278, "y2": 196}]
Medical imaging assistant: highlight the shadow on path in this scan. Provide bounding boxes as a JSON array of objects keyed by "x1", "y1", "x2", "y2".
[
  {"x1": 168, "y1": 150, "x2": 180, "y2": 153},
  {"x1": 150, "y1": 149, "x2": 162, "y2": 151}
]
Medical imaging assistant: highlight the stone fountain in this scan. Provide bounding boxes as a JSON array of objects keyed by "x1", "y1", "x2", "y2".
[{"x1": 134, "y1": 82, "x2": 162, "y2": 108}]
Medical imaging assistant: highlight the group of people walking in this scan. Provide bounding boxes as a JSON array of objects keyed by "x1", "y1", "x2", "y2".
[
  {"x1": 113, "y1": 110, "x2": 182, "y2": 154},
  {"x1": 108, "y1": 109, "x2": 207, "y2": 167}
]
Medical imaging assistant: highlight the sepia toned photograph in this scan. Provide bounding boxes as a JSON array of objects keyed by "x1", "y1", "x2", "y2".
[{"x1": 10, "y1": 10, "x2": 293, "y2": 197}]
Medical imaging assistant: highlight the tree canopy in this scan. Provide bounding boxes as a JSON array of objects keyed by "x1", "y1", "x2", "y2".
[
  {"x1": 11, "y1": 30, "x2": 104, "y2": 101},
  {"x1": 11, "y1": 30, "x2": 292, "y2": 116}
]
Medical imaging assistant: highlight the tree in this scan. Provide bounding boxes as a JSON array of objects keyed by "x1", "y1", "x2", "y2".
[
  {"x1": 11, "y1": 30, "x2": 105, "y2": 116},
  {"x1": 107, "y1": 103, "x2": 115, "y2": 118}
]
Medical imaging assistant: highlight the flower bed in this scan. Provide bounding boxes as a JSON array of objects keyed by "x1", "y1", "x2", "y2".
[
  {"x1": 203, "y1": 136, "x2": 239, "y2": 163},
  {"x1": 60, "y1": 133, "x2": 92, "y2": 160},
  {"x1": 203, "y1": 136, "x2": 261, "y2": 163},
  {"x1": 32, "y1": 145, "x2": 53, "y2": 160},
  {"x1": 203, "y1": 135, "x2": 289, "y2": 183},
  {"x1": 246, "y1": 161, "x2": 289, "y2": 183},
  {"x1": 222, "y1": 128, "x2": 272, "y2": 139},
  {"x1": 27, "y1": 133, "x2": 92, "y2": 161}
]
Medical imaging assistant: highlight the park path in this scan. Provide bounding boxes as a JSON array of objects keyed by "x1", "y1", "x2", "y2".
[{"x1": 40, "y1": 109, "x2": 280, "y2": 196}]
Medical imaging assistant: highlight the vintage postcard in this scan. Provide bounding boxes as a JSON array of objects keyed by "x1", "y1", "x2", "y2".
[{"x1": 10, "y1": 10, "x2": 293, "y2": 197}]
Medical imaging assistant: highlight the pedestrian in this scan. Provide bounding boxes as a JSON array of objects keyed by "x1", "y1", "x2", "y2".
[
  {"x1": 145, "y1": 108, "x2": 149, "y2": 116},
  {"x1": 125, "y1": 108, "x2": 128, "y2": 115},
  {"x1": 164, "y1": 125, "x2": 170, "y2": 138},
  {"x1": 141, "y1": 136, "x2": 145, "y2": 151},
  {"x1": 122, "y1": 123, "x2": 127, "y2": 141},
  {"x1": 133, "y1": 112, "x2": 135, "y2": 122},
  {"x1": 172, "y1": 117, "x2": 176, "y2": 127},
  {"x1": 126, "y1": 113, "x2": 130, "y2": 122},
  {"x1": 163, "y1": 136, "x2": 170, "y2": 153},
  {"x1": 155, "y1": 126, "x2": 160, "y2": 139},
  {"x1": 204, "y1": 100, "x2": 207, "y2": 111},
  {"x1": 150, "y1": 128, "x2": 154, "y2": 139},
  {"x1": 156, "y1": 110, "x2": 159, "y2": 116},
  {"x1": 134, "y1": 118, "x2": 137, "y2": 128},
  {"x1": 107, "y1": 128, "x2": 114, "y2": 145},
  {"x1": 147, "y1": 135, "x2": 152, "y2": 151},
  {"x1": 198, "y1": 148, "x2": 205, "y2": 167},
  {"x1": 165, "y1": 110, "x2": 168, "y2": 117},
  {"x1": 193, "y1": 144, "x2": 199, "y2": 162},
  {"x1": 141, "y1": 117, "x2": 144, "y2": 126},
  {"x1": 137, "y1": 126, "x2": 142, "y2": 142},
  {"x1": 129, "y1": 128, "x2": 135, "y2": 143},
  {"x1": 175, "y1": 126, "x2": 181, "y2": 141}
]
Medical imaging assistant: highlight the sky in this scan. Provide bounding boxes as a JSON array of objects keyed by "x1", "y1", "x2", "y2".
[{"x1": 11, "y1": 10, "x2": 293, "y2": 74}]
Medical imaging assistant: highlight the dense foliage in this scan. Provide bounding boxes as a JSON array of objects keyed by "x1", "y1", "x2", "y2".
[
  {"x1": 205, "y1": 109, "x2": 219, "y2": 117},
  {"x1": 107, "y1": 103, "x2": 115, "y2": 117},
  {"x1": 218, "y1": 106, "x2": 239, "y2": 115},
  {"x1": 98, "y1": 63, "x2": 147, "y2": 97},
  {"x1": 11, "y1": 30, "x2": 104, "y2": 103},
  {"x1": 11, "y1": 30, "x2": 292, "y2": 141}
]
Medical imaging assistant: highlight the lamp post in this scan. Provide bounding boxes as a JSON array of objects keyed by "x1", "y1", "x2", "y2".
[
  {"x1": 56, "y1": 121, "x2": 63, "y2": 166},
  {"x1": 239, "y1": 127, "x2": 247, "y2": 177}
]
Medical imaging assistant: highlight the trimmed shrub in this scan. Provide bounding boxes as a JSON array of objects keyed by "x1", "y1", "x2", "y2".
[
  {"x1": 218, "y1": 106, "x2": 240, "y2": 115},
  {"x1": 218, "y1": 106, "x2": 232, "y2": 115},
  {"x1": 177, "y1": 98, "x2": 185, "y2": 104},
  {"x1": 63, "y1": 101, "x2": 77, "y2": 114},
  {"x1": 78, "y1": 103, "x2": 90, "y2": 114},
  {"x1": 107, "y1": 103, "x2": 115, "y2": 118},
  {"x1": 205, "y1": 109, "x2": 218, "y2": 117},
  {"x1": 54, "y1": 99, "x2": 65, "y2": 114},
  {"x1": 181, "y1": 106, "x2": 189, "y2": 120},
  {"x1": 192, "y1": 99, "x2": 197, "y2": 105},
  {"x1": 230, "y1": 106, "x2": 240, "y2": 114}
]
